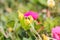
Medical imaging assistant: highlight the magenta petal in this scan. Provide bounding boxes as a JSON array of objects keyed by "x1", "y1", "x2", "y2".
[
  {"x1": 53, "y1": 39, "x2": 57, "y2": 40},
  {"x1": 55, "y1": 34, "x2": 59, "y2": 40},
  {"x1": 24, "y1": 11, "x2": 38, "y2": 20},
  {"x1": 52, "y1": 26, "x2": 60, "y2": 34},
  {"x1": 52, "y1": 26, "x2": 60, "y2": 40}
]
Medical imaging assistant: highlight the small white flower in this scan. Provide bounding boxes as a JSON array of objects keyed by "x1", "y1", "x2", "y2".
[{"x1": 47, "y1": 0, "x2": 55, "y2": 8}]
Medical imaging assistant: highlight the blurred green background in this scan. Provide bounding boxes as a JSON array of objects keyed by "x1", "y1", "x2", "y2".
[
  {"x1": 0, "y1": 0, "x2": 60, "y2": 40},
  {"x1": 0, "y1": 0, "x2": 60, "y2": 17}
]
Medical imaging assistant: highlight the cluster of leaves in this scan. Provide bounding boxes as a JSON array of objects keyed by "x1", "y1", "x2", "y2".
[
  {"x1": 0, "y1": 0, "x2": 60, "y2": 40},
  {"x1": 0, "y1": 11, "x2": 60, "y2": 40}
]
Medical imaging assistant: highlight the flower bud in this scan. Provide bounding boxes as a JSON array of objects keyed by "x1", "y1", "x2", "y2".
[{"x1": 17, "y1": 10, "x2": 24, "y2": 20}]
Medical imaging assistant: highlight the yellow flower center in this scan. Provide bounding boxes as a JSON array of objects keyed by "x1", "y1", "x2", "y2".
[
  {"x1": 25, "y1": 19, "x2": 30, "y2": 25},
  {"x1": 28, "y1": 15, "x2": 33, "y2": 23},
  {"x1": 25, "y1": 15, "x2": 33, "y2": 25}
]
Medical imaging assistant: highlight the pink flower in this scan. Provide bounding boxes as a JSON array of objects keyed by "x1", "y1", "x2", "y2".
[
  {"x1": 52, "y1": 26, "x2": 60, "y2": 40},
  {"x1": 24, "y1": 11, "x2": 38, "y2": 20}
]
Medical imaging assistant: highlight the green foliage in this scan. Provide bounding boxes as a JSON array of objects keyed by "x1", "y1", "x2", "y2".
[
  {"x1": 23, "y1": 37, "x2": 32, "y2": 40},
  {"x1": 0, "y1": 0, "x2": 60, "y2": 40},
  {"x1": 39, "y1": 0, "x2": 47, "y2": 6}
]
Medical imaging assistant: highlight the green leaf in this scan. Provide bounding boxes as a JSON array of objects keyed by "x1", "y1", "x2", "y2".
[
  {"x1": 1, "y1": 14, "x2": 8, "y2": 22},
  {"x1": 0, "y1": 33, "x2": 4, "y2": 40},
  {"x1": 23, "y1": 37, "x2": 32, "y2": 40},
  {"x1": 39, "y1": 0, "x2": 47, "y2": 6},
  {"x1": 44, "y1": 18, "x2": 53, "y2": 32},
  {"x1": 7, "y1": 20, "x2": 15, "y2": 28}
]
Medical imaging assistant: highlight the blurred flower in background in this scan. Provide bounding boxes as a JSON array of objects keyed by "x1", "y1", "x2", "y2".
[
  {"x1": 47, "y1": 0, "x2": 55, "y2": 8},
  {"x1": 52, "y1": 26, "x2": 60, "y2": 40}
]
